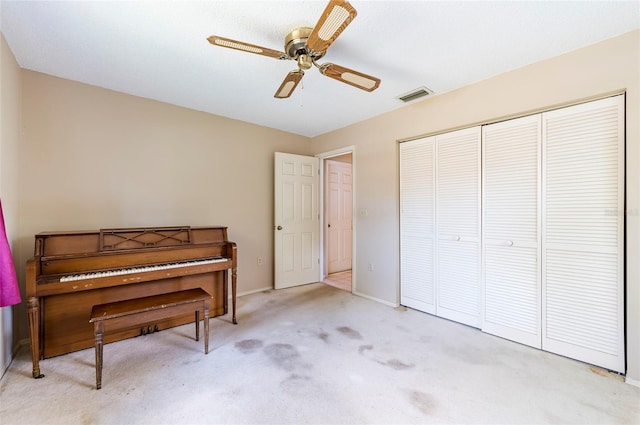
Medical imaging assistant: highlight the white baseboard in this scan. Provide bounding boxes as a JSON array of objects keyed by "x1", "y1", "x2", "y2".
[
  {"x1": 352, "y1": 290, "x2": 398, "y2": 308},
  {"x1": 234, "y1": 286, "x2": 273, "y2": 298},
  {"x1": 237, "y1": 286, "x2": 399, "y2": 310},
  {"x1": 625, "y1": 376, "x2": 640, "y2": 387}
]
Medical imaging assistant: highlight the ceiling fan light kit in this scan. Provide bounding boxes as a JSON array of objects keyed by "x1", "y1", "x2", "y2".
[{"x1": 207, "y1": 0, "x2": 380, "y2": 99}]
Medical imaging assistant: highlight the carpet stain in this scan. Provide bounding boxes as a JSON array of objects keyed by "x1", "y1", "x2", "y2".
[
  {"x1": 298, "y1": 328, "x2": 330, "y2": 343},
  {"x1": 317, "y1": 331, "x2": 330, "y2": 343},
  {"x1": 285, "y1": 373, "x2": 311, "y2": 382},
  {"x1": 235, "y1": 339, "x2": 263, "y2": 354},
  {"x1": 358, "y1": 344, "x2": 373, "y2": 354},
  {"x1": 264, "y1": 343, "x2": 300, "y2": 371},
  {"x1": 419, "y1": 335, "x2": 432, "y2": 344},
  {"x1": 395, "y1": 324, "x2": 410, "y2": 333},
  {"x1": 337, "y1": 326, "x2": 362, "y2": 340},
  {"x1": 379, "y1": 358, "x2": 414, "y2": 370},
  {"x1": 280, "y1": 373, "x2": 313, "y2": 393},
  {"x1": 408, "y1": 390, "x2": 437, "y2": 415}
]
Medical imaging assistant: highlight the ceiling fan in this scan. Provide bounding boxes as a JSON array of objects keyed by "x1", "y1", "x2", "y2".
[{"x1": 207, "y1": 0, "x2": 381, "y2": 99}]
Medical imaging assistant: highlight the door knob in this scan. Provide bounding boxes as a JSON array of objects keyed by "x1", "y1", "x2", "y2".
[
  {"x1": 328, "y1": 224, "x2": 331, "y2": 228},
  {"x1": 276, "y1": 225, "x2": 282, "y2": 230}
]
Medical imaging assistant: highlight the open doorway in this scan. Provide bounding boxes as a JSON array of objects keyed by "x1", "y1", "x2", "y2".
[{"x1": 319, "y1": 148, "x2": 354, "y2": 292}]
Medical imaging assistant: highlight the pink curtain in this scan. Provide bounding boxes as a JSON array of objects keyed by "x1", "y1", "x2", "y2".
[{"x1": 0, "y1": 199, "x2": 21, "y2": 307}]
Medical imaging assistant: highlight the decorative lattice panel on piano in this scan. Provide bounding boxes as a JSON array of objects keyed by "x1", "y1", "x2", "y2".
[{"x1": 100, "y1": 227, "x2": 192, "y2": 251}]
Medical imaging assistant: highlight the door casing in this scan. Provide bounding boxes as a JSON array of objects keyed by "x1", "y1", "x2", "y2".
[{"x1": 317, "y1": 146, "x2": 356, "y2": 291}]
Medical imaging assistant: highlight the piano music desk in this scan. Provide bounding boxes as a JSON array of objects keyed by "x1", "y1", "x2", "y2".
[{"x1": 89, "y1": 288, "x2": 211, "y2": 390}]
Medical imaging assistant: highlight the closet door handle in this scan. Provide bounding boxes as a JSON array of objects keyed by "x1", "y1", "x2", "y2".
[
  {"x1": 506, "y1": 240, "x2": 514, "y2": 247},
  {"x1": 455, "y1": 236, "x2": 461, "y2": 241}
]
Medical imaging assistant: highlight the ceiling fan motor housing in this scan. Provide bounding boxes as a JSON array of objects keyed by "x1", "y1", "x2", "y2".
[{"x1": 285, "y1": 27, "x2": 324, "y2": 69}]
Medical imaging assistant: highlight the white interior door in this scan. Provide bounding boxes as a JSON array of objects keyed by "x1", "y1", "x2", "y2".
[
  {"x1": 400, "y1": 137, "x2": 436, "y2": 314},
  {"x1": 326, "y1": 160, "x2": 352, "y2": 274},
  {"x1": 435, "y1": 127, "x2": 482, "y2": 328},
  {"x1": 274, "y1": 152, "x2": 320, "y2": 289},
  {"x1": 482, "y1": 114, "x2": 542, "y2": 348},
  {"x1": 541, "y1": 95, "x2": 625, "y2": 372}
]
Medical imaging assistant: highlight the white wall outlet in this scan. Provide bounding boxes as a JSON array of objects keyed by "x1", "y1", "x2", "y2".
[
  {"x1": 257, "y1": 257, "x2": 263, "y2": 265},
  {"x1": 368, "y1": 263, "x2": 374, "y2": 271}
]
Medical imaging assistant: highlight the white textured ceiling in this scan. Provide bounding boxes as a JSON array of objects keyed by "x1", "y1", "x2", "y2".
[{"x1": 1, "y1": 1, "x2": 639, "y2": 137}]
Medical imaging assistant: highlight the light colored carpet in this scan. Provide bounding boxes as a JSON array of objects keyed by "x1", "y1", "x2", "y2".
[{"x1": 1, "y1": 283, "x2": 638, "y2": 424}]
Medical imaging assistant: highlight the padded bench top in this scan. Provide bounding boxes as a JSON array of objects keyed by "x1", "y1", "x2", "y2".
[{"x1": 90, "y1": 288, "x2": 211, "y2": 322}]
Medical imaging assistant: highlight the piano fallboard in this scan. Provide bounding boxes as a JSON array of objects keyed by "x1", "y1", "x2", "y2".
[{"x1": 40, "y1": 242, "x2": 230, "y2": 272}]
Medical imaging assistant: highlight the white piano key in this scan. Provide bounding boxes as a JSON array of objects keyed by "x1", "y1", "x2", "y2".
[{"x1": 59, "y1": 257, "x2": 228, "y2": 282}]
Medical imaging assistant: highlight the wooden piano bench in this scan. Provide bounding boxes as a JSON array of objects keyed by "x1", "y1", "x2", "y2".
[{"x1": 89, "y1": 288, "x2": 212, "y2": 390}]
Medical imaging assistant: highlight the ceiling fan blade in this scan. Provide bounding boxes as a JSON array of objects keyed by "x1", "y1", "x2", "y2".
[
  {"x1": 274, "y1": 70, "x2": 304, "y2": 99},
  {"x1": 306, "y1": 0, "x2": 357, "y2": 53},
  {"x1": 207, "y1": 35, "x2": 289, "y2": 60},
  {"x1": 319, "y1": 63, "x2": 380, "y2": 92}
]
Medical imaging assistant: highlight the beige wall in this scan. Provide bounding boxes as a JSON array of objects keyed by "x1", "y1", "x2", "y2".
[
  {"x1": 14, "y1": 70, "x2": 312, "y2": 343},
  {"x1": 0, "y1": 34, "x2": 22, "y2": 376},
  {"x1": 311, "y1": 30, "x2": 640, "y2": 383}
]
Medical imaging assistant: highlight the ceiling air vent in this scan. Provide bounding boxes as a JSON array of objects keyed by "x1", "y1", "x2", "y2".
[{"x1": 397, "y1": 87, "x2": 433, "y2": 103}]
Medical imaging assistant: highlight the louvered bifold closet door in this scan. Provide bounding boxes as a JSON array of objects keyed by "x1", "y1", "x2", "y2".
[
  {"x1": 542, "y1": 95, "x2": 625, "y2": 372},
  {"x1": 436, "y1": 127, "x2": 482, "y2": 327},
  {"x1": 482, "y1": 115, "x2": 541, "y2": 348},
  {"x1": 400, "y1": 137, "x2": 436, "y2": 313}
]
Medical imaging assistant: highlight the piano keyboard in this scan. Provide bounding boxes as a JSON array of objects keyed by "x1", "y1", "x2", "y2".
[{"x1": 60, "y1": 257, "x2": 228, "y2": 282}]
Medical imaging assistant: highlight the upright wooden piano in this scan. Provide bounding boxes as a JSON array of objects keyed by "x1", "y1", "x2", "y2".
[{"x1": 26, "y1": 226, "x2": 237, "y2": 379}]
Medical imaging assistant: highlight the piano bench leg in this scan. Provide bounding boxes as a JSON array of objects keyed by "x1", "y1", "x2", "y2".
[
  {"x1": 195, "y1": 310, "x2": 200, "y2": 342},
  {"x1": 93, "y1": 321, "x2": 104, "y2": 390},
  {"x1": 204, "y1": 300, "x2": 210, "y2": 355}
]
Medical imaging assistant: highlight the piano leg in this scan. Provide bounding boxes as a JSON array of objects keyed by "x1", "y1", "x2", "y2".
[
  {"x1": 27, "y1": 297, "x2": 44, "y2": 379},
  {"x1": 232, "y1": 268, "x2": 237, "y2": 325}
]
